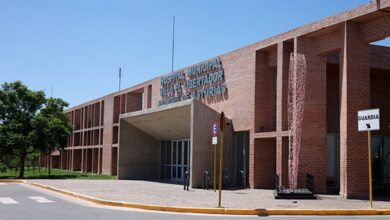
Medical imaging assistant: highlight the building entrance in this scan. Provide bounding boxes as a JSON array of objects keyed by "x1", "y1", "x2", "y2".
[
  {"x1": 372, "y1": 136, "x2": 390, "y2": 189},
  {"x1": 326, "y1": 134, "x2": 340, "y2": 193},
  {"x1": 160, "y1": 139, "x2": 190, "y2": 182},
  {"x1": 235, "y1": 131, "x2": 249, "y2": 188}
]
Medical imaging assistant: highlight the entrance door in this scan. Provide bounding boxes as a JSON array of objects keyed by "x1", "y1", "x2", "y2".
[
  {"x1": 326, "y1": 134, "x2": 340, "y2": 193},
  {"x1": 160, "y1": 139, "x2": 190, "y2": 183},
  {"x1": 235, "y1": 132, "x2": 249, "y2": 188},
  {"x1": 372, "y1": 136, "x2": 390, "y2": 187}
]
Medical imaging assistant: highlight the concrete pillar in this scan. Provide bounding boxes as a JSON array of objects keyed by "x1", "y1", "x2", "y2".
[
  {"x1": 339, "y1": 21, "x2": 370, "y2": 199},
  {"x1": 294, "y1": 36, "x2": 327, "y2": 193}
]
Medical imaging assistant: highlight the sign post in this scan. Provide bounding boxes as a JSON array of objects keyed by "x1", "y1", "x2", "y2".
[
  {"x1": 368, "y1": 129, "x2": 373, "y2": 208},
  {"x1": 218, "y1": 112, "x2": 225, "y2": 208},
  {"x1": 212, "y1": 123, "x2": 218, "y2": 192},
  {"x1": 358, "y1": 108, "x2": 380, "y2": 209}
]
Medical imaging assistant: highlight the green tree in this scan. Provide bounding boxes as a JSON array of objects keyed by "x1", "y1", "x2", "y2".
[
  {"x1": 0, "y1": 81, "x2": 45, "y2": 177},
  {"x1": 32, "y1": 98, "x2": 72, "y2": 175}
]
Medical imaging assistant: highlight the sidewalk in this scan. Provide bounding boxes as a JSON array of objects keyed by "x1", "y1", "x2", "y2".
[{"x1": 29, "y1": 179, "x2": 390, "y2": 210}]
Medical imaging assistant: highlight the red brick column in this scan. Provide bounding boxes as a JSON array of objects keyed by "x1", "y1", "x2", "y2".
[
  {"x1": 252, "y1": 50, "x2": 277, "y2": 188},
  {"x1": 102, "y1": 96, "x2": 114, "y2": 175},
  {"x1": 249, "y1": 134, "x2": 255, "y2": 188},
  {"x1": 276, "y1": 42, "x2": 293, "y2": 186},
  {"x1": 339, "y1": 21, "x2": 370, "y2": 199},
  {"x1": 294, "y1": 36, "x2": 327, "y2": 193}
]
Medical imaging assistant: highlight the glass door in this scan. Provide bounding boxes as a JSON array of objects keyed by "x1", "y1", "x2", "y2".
[{"x1": 160, "y1": 139, "x2": 190, "y2": 182}]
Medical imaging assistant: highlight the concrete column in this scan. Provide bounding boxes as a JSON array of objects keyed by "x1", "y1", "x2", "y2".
[
  {"x1": 294, "y1": 36, "x2": 327, "y2": 193},
  {"x1": 339, "y1": 21, "x2": 370, "y2": 199}
]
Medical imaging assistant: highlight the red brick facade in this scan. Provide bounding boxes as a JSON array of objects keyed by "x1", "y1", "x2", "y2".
[{"x1": 43, "y1": 0, "x2": 390, "y2": 199}]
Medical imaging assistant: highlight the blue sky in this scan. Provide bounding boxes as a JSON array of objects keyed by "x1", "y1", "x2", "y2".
[{"x1": 1, "y1": 0, "x2": 389, "y2": 107}]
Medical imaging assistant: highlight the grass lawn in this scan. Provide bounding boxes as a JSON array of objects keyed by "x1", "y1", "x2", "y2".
[{"x1": 0, "y1": 167, "x2": 116, "y2": 180}]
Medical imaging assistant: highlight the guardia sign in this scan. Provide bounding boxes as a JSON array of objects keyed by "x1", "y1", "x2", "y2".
[
  {"x1": 159, "y1": 57, "x2": 227, "y2": 106},
  {"x1": 358, "y1": 108, "x2": 380, "y2": 131}
]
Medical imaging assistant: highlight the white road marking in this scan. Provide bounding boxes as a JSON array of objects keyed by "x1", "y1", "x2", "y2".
[
  {"x1": 28, "y1": 196, "x2": 54, "y2": 203},
  {"x1": 0, "y1": 183, "x2": 7, "y2": 185},
  {"x1": 0, "y1": 197, "x2": 18, "y2": 204}
]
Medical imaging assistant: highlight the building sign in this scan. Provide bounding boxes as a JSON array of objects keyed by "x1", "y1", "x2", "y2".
[
  {"x1": 158, "y1": 57, "x2": 227, "y2": 106},
  {"x1": 358, "y1": 108, "x2": 380, "y2": 131}
]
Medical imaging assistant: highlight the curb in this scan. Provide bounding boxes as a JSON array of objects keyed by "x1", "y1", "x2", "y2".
[
  {"x1": 2, "y1": 179, "x2": 390, "y2": 216},
  {"x1": 0, "y1": 179, "x2": 27, "y2": 184}
]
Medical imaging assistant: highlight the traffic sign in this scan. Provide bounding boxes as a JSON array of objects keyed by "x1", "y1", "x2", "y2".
[
  {"x1": 358, "y1": 108, "x2": 380, "y2": 209},
  {"x1": 212, "y1": 136, "x2": 218, "y2": 145},
  {"x1": 212, "y1": 123, "x2": 218, "y2": 136},
  {"x1": 358, "y1": 108, "x2": 380, "y2": 131}
]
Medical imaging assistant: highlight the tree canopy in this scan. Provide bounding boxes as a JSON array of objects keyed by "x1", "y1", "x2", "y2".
[
  {"x1": 0, "y1": 81, "x2": 72, "y2": 177},
  {"x1": 32, "y1": 98, "x2": 73, "y2": 174}
]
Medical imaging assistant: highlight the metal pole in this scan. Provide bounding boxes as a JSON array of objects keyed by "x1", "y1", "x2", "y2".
[
  {"x1": 118, "y1": 68, "x2": 122, "y2": 91},
  {"x1": 368, "y1": 130, "x2": 373, "y2": 208},
  {"x1": 171, "y1": 16, "x2": 175, "y2": 72},
  {"x1": 214, "y1": 144, "x2": 216, "y2": 192},
  {"x1": 218, "y1": 112, "x2": 225, "y2": 208}
]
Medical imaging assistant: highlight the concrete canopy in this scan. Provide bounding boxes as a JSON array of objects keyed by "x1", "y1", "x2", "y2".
[
  {"x1": 118, "y1": 99, "x2": 235, "y2": 188},
  {"x1": 117, "y1": 100, "x2": 193, "y2": 180},
  {"x1": 120, "y1": 100, "x2": 192, "y2": 140}
]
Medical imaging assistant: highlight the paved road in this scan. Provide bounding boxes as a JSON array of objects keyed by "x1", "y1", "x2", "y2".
[{"x1": 0, "y1": 182, "x2": 388, "y2": 220}]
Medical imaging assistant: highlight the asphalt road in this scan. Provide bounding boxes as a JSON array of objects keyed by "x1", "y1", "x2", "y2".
[{"x1": 0, "y1": 182, "x2": 389, "y2": 220}]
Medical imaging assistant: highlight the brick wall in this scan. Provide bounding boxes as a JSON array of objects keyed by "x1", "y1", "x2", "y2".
[{"x1": 253, "y1": 138, "x2": 276, "y2": 188}]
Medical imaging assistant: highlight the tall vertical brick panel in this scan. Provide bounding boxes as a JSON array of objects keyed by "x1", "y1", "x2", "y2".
[
  {"x1": 102, "y1": 96, "x2": 114, "y2": 175},
  {"x1": 339, "y1": 21, "x2": 370, "y2": 199}
]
